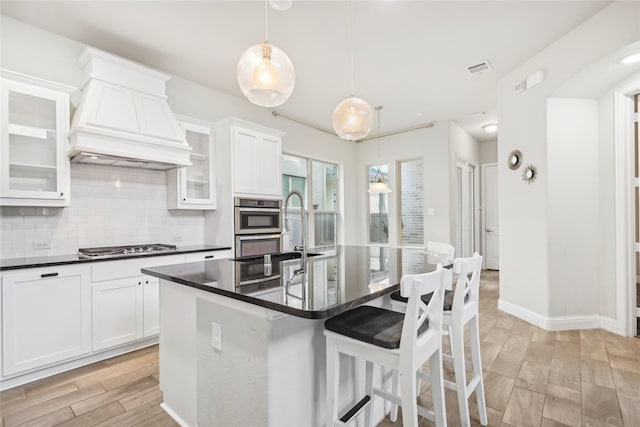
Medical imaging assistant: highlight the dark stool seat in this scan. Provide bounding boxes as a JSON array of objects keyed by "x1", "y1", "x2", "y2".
[
  {"x1": 324, "y1": 305, "x2": 429, "y2": 349},
  {"x1": 390, "y1": 289, "x2": 468, "y2": 311}
]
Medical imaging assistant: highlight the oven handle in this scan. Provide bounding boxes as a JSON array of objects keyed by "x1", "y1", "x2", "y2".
[
  {"x1": 236, "y1": 234, "x2": 282, "y2": 242},
  {"x1": 237, "y1": 207, "x2": 282, "y2": 213},
  {"x1": 238, "y1": 275, "x2": 283, "y2": 286}
]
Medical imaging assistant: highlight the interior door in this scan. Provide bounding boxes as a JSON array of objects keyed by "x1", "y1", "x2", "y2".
[
  {"x1": 483, "y1": 163, "x2": 499, "y2": 270},
  {"x1": 455, "y1": 160, "x2": 480, "y2": 258}
]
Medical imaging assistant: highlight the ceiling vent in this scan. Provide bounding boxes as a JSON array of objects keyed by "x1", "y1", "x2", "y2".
[{"x1": 466, "y1": 61, "x2": 492, "y2": 76}]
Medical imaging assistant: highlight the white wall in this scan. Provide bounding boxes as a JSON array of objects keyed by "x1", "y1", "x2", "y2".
[
  {"x1": 497, "y1": 1, "x2": 640, "y2": 326},
  {"x1": 0, "y1": 16, "x2": 360, "y2": 257},
  {"x1": 546, "y1": 99, "x2": 600, "y2": 317},
  {"x1": 1, "y1": 165, "x2": 205, "y2": 258},
  {"x1": 479, "y1": 140, "x2": 498, "y2": 165},
  {"x1": 353, "y1": 123, "x2": 451, "y2": 246}
]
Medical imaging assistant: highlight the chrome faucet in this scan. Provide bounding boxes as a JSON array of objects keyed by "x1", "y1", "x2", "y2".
[{"x1": 284, "y1": 190, "x2": 307, "y2": 269}]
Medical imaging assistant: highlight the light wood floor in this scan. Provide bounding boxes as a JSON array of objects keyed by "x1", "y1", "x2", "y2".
[{"x1": 1, "y1": 271, "x2": 639, "y2": 427}]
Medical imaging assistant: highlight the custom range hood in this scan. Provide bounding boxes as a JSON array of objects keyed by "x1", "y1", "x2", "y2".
[{"x1": 69, "y1": 47, "x2": 191, "y2": 170}]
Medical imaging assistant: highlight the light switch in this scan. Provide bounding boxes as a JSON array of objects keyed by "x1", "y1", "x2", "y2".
[
  {"x1": 426, "y1": 208, "x2": 435, "y2": 216},
  {"x1": 211, "y1": 321, "x2": 222, "y2": 351}
]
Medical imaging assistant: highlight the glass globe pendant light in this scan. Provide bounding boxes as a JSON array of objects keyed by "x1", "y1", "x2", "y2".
[
  {"x1": 237, "y1": 0, "x2": 295, "y2": 107},
  {"x1": 332, "y1": 1, "x2": 373, "y2": 141}
]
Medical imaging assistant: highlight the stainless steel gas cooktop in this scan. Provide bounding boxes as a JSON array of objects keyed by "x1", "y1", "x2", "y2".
[{"x1": 78, "y1": 244, "x2": 178, "y2": 258}]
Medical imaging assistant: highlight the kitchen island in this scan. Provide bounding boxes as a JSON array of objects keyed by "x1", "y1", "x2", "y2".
[{"x1": 142, "y1": 245, "x2": 448, "y2": 427}]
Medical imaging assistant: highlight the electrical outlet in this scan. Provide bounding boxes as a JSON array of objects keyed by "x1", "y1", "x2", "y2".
[
  {"x1": 211, "y1": 322, "x2": 222, "y2": 351},
  {"x1": 172, "y1": 235, "x2": 182, "y2": 243},
  {"x1": 32, "y1": 241, "x2": 51, "y2": 250}
]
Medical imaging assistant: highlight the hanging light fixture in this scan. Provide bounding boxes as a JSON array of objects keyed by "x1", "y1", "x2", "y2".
[
  {"x1": 237, "y1": 0, "x2": 295, "y2": 107},
  {"x1": 332, "y1": 0, "x2": 373, "y2": 141},
  {"x1": 368, "y1": 106, "x2": 391, "y2": 194}
]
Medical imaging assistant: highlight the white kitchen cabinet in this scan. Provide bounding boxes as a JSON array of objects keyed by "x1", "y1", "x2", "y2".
[
  {"x1": 0, "y1": 73, "x2": 73, "y2": 207},
  {"x1": 215, "y1": 117, "x2": 284, "y2": 198},
  {"x1": 2, "y1": 265, "x2": 91, "y2": 376},
  {"x1": 167, "y1": 116, "x2": 216, "y2": 210},
  {"x1": 143, "y1": 277, "x2": 160, "y2": 337},
  {"x1": 92, "y1": 277, "x2": 144, "y2": 351}
]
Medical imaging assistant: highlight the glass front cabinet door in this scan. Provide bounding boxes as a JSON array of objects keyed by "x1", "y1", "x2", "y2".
[
  {"x1": 167, "y1": 116, "x2": 216, "y2": 210},
  {"x1": 1, "y1": 77, "x2": 71, "y2": 207}
]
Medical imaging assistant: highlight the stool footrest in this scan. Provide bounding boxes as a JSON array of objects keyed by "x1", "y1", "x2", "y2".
[
  {"x1": 339, "y1": 395, "x2": 371, "y2": 424},
  {"x1": 465, "y1": 375, "x2": 481, "y2": 399}
]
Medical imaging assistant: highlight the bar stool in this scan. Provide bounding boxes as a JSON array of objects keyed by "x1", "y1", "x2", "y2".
[
  {"x1": 324, "y1": 265, "x2": 448, "y2": 427},
  {"x1": 390, "y1": 253, "x2": 487, "y2": 427}
]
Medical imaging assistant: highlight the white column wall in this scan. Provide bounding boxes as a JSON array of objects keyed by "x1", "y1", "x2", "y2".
[{"x1": 497, "y1": 1, "x2": 640, "y2": 326}]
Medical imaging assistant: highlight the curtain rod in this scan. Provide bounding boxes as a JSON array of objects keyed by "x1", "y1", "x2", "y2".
[{"x1": 271, "y1": 110, "x2": 435, "y2": 142}]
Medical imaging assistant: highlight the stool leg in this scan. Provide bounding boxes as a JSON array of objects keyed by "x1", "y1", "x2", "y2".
[
  {"x1": 364, "y1": 361, "x2": 374, "y2": 427},
  {"x1": 326, "y1": 336, "x2": 339, "y2": 427},
  {"x1": 399, "y1": 366, "x2": 418, "y2": 427},
  {"x1": 451, "y1": 323, "x2": 470, "y2": 427},
  {"x1": 470, "y1": 315, "x2": 488, "y2": 425},
  {"x1": 429, "y1": 348, "x2": 447, "y2": 427},
  {"x1": 390, "y1": 370, "x2": 398, "y2": 422}
]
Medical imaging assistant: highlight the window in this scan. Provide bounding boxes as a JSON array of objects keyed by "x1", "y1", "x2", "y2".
[
  {"x1": 368, "y1": 164, "x2": 389, "y2": 243},
  {"x1": 398, "y1": 159, "x2": 424, "y2": 246},
  {"x1": 282, "y1": 154, "x2": 339, "y2": 247}
]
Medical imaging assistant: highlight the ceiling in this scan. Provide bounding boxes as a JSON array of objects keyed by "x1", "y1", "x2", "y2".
[{"x1": 0, "y1": 1, "x2": 611, "y2": 142}]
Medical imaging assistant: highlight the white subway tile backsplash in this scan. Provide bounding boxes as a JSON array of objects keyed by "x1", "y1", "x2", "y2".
[{"x1": 0, "y1": 164, "x2": 206, "y2": 258}]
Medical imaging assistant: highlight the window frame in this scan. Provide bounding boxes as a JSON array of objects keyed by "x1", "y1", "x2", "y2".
[
  {"x1": 367, "y1": 163, "x2": 390, "y2": 245},
  {"x1": 396, "y1": 157, "x2": 425, "y2": 248},
  {"x1": 282, "y1": 153, "x2": 340, "y2": 248}
]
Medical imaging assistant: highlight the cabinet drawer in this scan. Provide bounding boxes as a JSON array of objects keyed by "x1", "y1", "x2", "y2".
[
  {"x1": 91, "y1": 254, "x2": 185, "y2": 282},
  {"x1": 184, "y1": 250, "x2": 231, "y2": 263}
]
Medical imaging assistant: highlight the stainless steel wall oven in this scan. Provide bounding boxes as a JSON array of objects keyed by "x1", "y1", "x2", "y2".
[{"x1": 234, "y1": 197, "x2": 282, "y2": 257}]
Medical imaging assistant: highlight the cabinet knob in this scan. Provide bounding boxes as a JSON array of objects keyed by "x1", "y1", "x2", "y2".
[
  {"x1": 183, "y1": 198, "x2": 186, "y2": 201},
  {"x1": 60, "y1": 192, "x2": 64, "y2": 196},
  {"x1": 138, "y1": 281, "x2": 141, "y2": 285},
  {"x1": 145, "y1": 280, "x2": 149, "y2": 284}
]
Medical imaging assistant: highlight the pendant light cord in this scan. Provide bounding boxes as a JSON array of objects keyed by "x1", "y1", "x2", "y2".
[
  {"x1": 350, "y1": 0, "x2": 354, "y2": 96},
  {"x1": 265, "y1": 0, "x2": 269, "y2": 42}
]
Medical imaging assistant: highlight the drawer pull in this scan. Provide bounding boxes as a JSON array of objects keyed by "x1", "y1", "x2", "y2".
[
  {"x1": 41, "y1": 272, "x2": 59, "y2": 278},
  {"x1": 204, "y1": 255, "x2": 214, "y2": 259}
]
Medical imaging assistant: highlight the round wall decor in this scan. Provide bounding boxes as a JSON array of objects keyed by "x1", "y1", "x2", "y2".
[
  {"x1": 522, "y1": 164, "x2": 537, "y2": 184},
  {"x1": 507, "y1": 150, "x2": 523, "y2": 170}
]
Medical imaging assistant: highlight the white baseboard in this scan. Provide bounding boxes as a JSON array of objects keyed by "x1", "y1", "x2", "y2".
[
  {"x1": 498, "y1": 299, "x2": 628, "y2": 334},
  {"x1": 161, "y1": 402, "x2": 193, "y2": 427},
  {"x1": 497, "y1": 299, "x2": 548, "y2": 329}
]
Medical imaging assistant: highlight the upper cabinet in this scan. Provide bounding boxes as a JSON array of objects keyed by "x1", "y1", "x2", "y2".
[
  {"x1": 216, "y1": 117, "x2": 284, "y2": 198},
  {"x1": 0, "y1": 73, "x2": 74, "y2": 207},
  {"x1": 167, "y1": 115, "x2": 216, "y2": 210}
]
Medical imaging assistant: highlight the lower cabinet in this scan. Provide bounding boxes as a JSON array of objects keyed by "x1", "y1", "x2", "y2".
[
  {"x1": 1, "y1": 249, "x2": 230, "y2": 383},
  {"x1": 2, "y1": 265, "x2": 91, "y2": 376},
  {"x1": 143, "y1": 278, "x2": 160, "y2": 337},
  {"x1": 92, "y1": 276, "x2": 160, "y2": 351}
]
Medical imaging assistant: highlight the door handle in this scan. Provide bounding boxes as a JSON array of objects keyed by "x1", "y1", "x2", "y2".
[{"x1": 486, "y1": 229, "x2": 494, "y2": 232}]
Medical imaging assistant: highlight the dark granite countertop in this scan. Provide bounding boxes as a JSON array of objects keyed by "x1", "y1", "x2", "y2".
[
  {"x1": 142, "y1": 245, "x2": 451, "y2": 319},
  {"x1": 0, "y1": 245, "x2": 231, "y2": 271}
]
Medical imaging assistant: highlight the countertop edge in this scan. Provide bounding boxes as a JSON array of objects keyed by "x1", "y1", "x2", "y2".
[
  {"x1": 142, "y1": 266, "x2": 398, "y2": 320},
  {"x1": 0, "y1": 246, "x2": 232, "y2": 271}
]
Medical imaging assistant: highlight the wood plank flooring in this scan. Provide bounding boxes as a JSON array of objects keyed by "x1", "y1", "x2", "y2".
[
  {"x1": 380, "y1": 270, "x2": 640, "y2": 427},
  {"x1": 1, "y1": 270, "x2": 639, "y2": 426}
]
